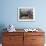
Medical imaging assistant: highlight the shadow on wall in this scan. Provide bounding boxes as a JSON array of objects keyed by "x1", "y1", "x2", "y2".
[{"x1": 0, "y1": 24, "x2": 7, "y2": 43}]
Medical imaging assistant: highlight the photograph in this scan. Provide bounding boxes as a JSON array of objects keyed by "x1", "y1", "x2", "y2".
[
  {"x1": 0, "y1": 0, "x2": 45, "y2": 46},
  {"x1": 18, "y1": 7, "x2": 35, "y2": 21}
]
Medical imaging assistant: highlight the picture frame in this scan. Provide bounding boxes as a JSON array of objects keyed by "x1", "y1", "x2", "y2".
[{"x1": 17, "y1": 7, "x2": 35, "y2": 21}]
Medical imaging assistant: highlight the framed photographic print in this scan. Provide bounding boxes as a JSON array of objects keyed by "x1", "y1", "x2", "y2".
[{"x1": 18, "y1": 7, "x2": 35, "y2": 21}]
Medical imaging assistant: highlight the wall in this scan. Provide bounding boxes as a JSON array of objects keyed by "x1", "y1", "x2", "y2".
[{"x1": 0, "y1": 0, "x2": 46, "y2": 30}]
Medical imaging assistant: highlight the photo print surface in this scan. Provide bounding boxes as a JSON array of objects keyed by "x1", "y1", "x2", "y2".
[{"x1": 18, "y1": 7, "x2": 35, "y2": 21}]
